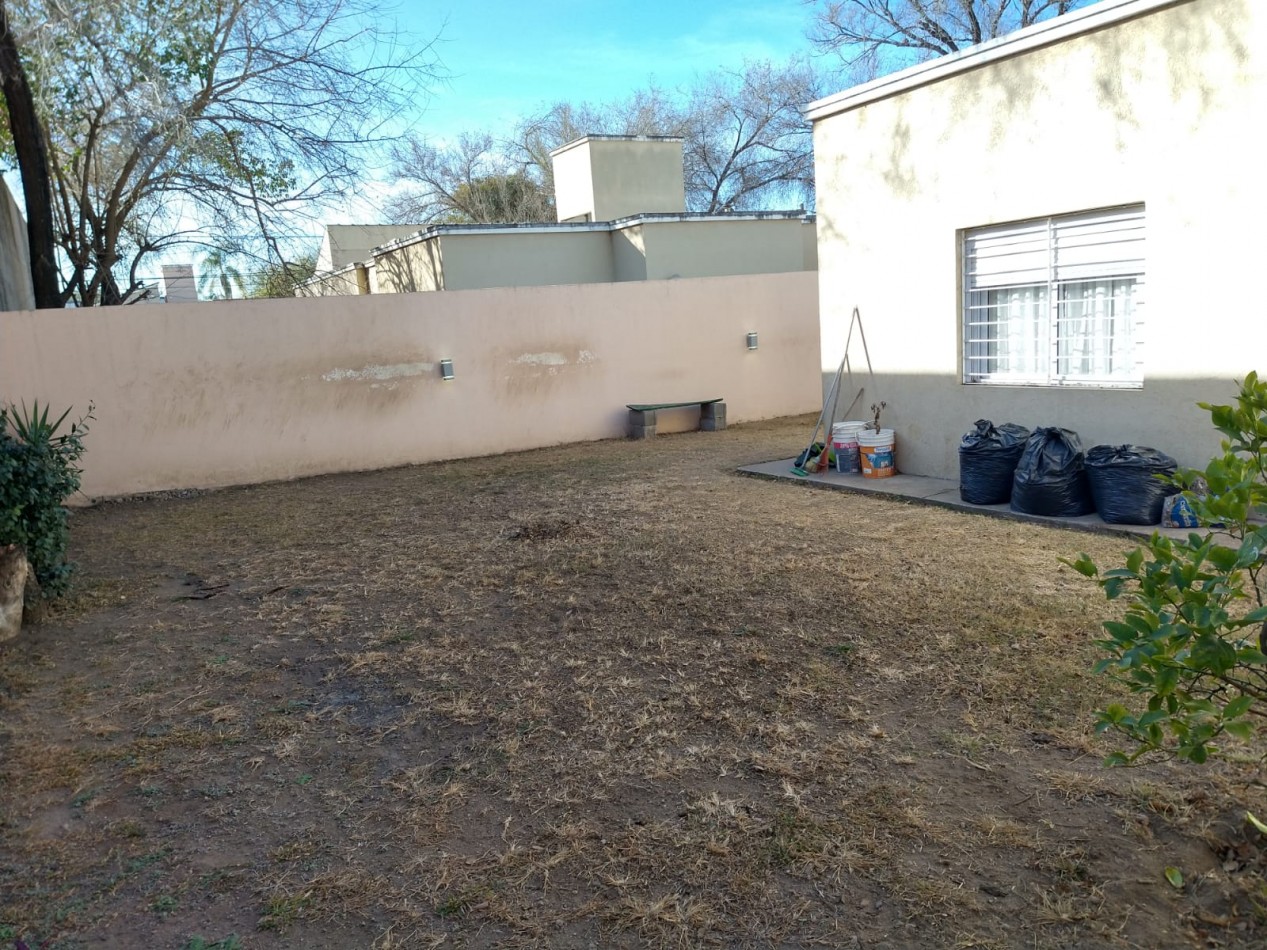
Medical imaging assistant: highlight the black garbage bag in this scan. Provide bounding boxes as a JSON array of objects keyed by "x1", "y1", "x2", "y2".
[
  {"x1": 1085, "y1": 444, "x2": 1178, "y2": 525},
  {"x1": 959, "y1": 419, "x2": 1032, "y2": 504},
  {"x1": 1010, "y1": 427, "x2": 1095, "y2": 517}
]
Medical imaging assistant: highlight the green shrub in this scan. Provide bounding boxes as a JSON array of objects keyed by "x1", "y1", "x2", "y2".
[
  {"x1": 1067, "y1": 372, "x2": 1267, "y2": 766},
  {"x1": 0, "y1": 400, "x2": 93, "y2": 597}
]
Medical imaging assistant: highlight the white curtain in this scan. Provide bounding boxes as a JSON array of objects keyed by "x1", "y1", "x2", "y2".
[
  {"x1": 1056, "y1": 278, "x2": 1135, "y2": 380},
  {"x1": 966, "y1": 285, "x2": 1048, "y2": 380}
]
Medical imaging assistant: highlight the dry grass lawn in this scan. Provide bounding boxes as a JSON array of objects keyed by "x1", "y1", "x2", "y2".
[{"x1": 2, "y1": 415, "x2": 1266, "y2": 949}]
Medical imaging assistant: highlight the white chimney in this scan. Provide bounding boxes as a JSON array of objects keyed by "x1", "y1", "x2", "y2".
[
  {"x1": 162, "y1": 263, "x2": 198, "y2": 303},
  {"x1": 550, "y1": 135, "x2": 686, "y2": 223}
]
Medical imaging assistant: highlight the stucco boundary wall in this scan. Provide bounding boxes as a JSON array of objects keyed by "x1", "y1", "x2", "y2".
[{"x1": 0, "y1": 272, "x2": 820, "y2": 499}]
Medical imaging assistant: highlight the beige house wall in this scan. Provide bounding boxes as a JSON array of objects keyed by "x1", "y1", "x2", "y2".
[
  {"x1": 812, "y1": 0, "x2": 1265, "y2": 478},
  {"x1": 611, "y1": 226, "x2": 648, "y2": 282},
  {"x1": 436, "y1": 231, "x2": 614, "y2": 290},
  {"x1": 0, "y1": 179, "x2": 34, "y2": 312},
  {"x1": 0, "y1": 273, "x2": 820, "y2": 498},
  {"x1": 299, "y1": 264, "x2": 367, "y2": 297},
  {"x1": 639, "y1": 219, "x2": 815, "y2": 281},
  {"x1": 317, "y1": 224, "x2": 420, "y2": 272},
  {"x1": 373, "y1": 237, "x2": 444, "y2": 293}
]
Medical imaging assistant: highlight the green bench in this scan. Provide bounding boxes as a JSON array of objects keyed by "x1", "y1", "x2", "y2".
[{"x1": 627, "y1": 399, "x2": 726, "y2": 439}]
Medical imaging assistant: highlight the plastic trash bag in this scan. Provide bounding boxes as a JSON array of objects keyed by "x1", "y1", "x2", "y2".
[
  {"x1": 1010, "y1": 427, "x2": 1096, "y2": 517},
  {"x1": 1162, "y1": 494, "x2": 1200, "y2": 528},
  {"x1": 958, "y1": 419, "x2": 1032, "y2": 505},
  {"x1": 1085, "y1": 445, "x2": 1178, "y2": 525},
  {"x1": 1162, "y1": 475, "x2": 1210, "y2": 529}
]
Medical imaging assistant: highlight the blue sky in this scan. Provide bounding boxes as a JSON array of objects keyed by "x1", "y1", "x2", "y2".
[{"x1": 403, "y1": 0, "x2": 822, "y2": 140}]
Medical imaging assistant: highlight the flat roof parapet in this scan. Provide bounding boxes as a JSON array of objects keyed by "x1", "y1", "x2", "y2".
[{"x1": 549, "y1": 134, "x2": 685, "y2": 158}]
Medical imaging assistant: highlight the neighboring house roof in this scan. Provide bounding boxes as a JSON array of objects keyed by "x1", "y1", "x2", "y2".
[
  {"x1": 804, "y1": 0, "x2": 1186, "y2": 122},
  {"x1": 333, "y1": 211, "x2": 815, "y2": 261},
  {"x1": 548, "y1": 134, "x2": 685, "y2": 158}
]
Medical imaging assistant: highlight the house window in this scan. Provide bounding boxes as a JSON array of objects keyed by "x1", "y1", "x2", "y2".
[{"x1": 963, "y1": 205, "x2": 1144, "y2": 388}]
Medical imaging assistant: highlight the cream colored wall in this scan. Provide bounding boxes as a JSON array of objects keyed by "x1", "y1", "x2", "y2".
[
  {"x1": 551, "y1": 137, "x2": 687, "y2": 223},
  {"x1": 611, "y1": 226, "x2": 648, "y2": 282},
  {"x1": 813, "y1": 0, "x2": 1265, "y2": 478},
  {"x1": 552, "y1": 144, "x2": 596, "y2": 223},
  {"x1": 299, "y1": 265, "x2": 364, "y2": 297},
  {"x1": 437, "y1": 231, "x2": 614, "y2": 290},
  {"x1": 801, "y1": 220, "x2": 818, "y2": 271},
  {"x1": 0, "y1": 179, "x2": 34, "y2": 312},
  {"x1": 640, "y1": 219, "x2": 814, "y2": 281},
  {"x1": 317, "y1": 224, "x2": 420, "y2": 271},
  {"x1": 0, "y1": 273, "x2": 820, "y2": 498},
  {"x1": 588, "y1": 139, "x2": 686, "y2": 221},
  {"x1": 373, "y1": 237, "x2": 444, "y2": 293}
]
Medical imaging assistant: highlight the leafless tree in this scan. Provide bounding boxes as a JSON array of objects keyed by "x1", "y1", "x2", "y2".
[
  {"x1": 512, "y1": 59, "x2": 820, "y2": 214},
  {"x1": 0, "y1": 0, "x2": 59, "y2": 307},
  {"x1": 681, "y1": 59, "x2": 819, "y2": 212},
  {"x1": 3, "y1": 0, "x2": 441, "y2": 306},
  {"x1": 807, "y1": 0, "x2": 1091, "y2": 79},
  {"x1": 388, "y1": 132, "x2": 553, "y2": 224}
]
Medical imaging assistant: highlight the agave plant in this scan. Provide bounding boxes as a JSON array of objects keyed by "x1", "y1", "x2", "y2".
[{"x1": 0, "y1": 400, "x2": 93, "y2": 596}]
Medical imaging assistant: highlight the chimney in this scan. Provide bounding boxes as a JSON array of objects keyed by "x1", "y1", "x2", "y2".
[
  {"x1": 550, "y1": 135, "x2": 686, "y2": 223},
  {"x1": 162, "y1": 263, "x2": 199, "y2": 303}
]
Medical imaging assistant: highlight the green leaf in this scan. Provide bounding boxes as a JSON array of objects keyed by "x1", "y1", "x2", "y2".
[
  {"x1": 1065, "y1": 554, "x2": 1098, "y2": 578},
  {"x1": 1223, "y1": 721, "x2": 1255, "y2": 741},
  {"x1": 1164, "y1": 866, "x2": 1184, "y2": 888},
  {"x1": 1125, "y1": 548, "x2": 1144, "y2": 573},
  {"x1": 1223, "y1": 695, "x2": 1254, "y2": 719}
]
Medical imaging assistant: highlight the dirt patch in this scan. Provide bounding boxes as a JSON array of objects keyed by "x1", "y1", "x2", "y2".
[{"x1": 1, "y1": 415, "x2": 1265, "y2": 949}]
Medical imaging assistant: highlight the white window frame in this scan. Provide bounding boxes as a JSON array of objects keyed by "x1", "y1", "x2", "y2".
[{"x1": 962, "y1": 205, "x2": 1144, "y2": 389}]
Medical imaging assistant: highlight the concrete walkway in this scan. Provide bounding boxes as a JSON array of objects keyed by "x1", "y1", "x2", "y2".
[{"x1": 738, "y1": 458, "x2": 1192, "y2": 541}]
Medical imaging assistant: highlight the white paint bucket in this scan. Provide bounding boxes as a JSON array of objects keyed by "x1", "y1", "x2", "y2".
[
  {"x1": 857, "y1": 428, "x2": 896, "y2": 478},
  {"x1": 831, "y1": 421, "x2": 866, "y2": 473}
]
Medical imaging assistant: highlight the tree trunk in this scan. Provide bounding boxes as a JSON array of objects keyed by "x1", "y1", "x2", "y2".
[{"x1": 0, "y1": 0, "x2": 62, "y2": 309}]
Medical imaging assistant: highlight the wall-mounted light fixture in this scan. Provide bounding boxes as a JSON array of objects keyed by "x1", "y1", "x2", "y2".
[
  {"x1": 439, "y1": 358, "x2": 455, "y2": 380},
  {"x1": 746, "y1": 332, "x2": 759, "y2": 351}
]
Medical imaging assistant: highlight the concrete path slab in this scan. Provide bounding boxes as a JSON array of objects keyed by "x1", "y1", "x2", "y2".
[{"x1": 738, "y1": 458, "x2": 1192, "y2": 541}]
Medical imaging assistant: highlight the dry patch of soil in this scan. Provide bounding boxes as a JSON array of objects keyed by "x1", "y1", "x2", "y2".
[{"x1": 2, "y1": 416, "x2": 1265, "y2": 949}]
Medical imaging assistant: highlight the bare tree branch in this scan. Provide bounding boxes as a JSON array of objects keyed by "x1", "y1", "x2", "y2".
[
  {"x1": 806, "y1": 0, "x2": 1093, "y2": 79},
  {"x1": 4, "y1": 0, "x2": 443, "y2": 305}
]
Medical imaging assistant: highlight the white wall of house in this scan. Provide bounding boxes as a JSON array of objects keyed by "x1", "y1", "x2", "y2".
[
  {"x1": 810, "y1": 0, "x2": 1265, "y2": 477},
  {"x1": 0, "y1": 178, "x2": 35, "y2": 312},
  {"x1": 0, "y1": 273, "x2": 820, "y2": 498}
]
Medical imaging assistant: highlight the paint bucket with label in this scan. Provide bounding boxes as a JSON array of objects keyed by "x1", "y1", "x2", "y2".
[
  {"x1": 831, "y1": 421, "x2": 866, "y2": 473},
  {"x1": 858, "y1": 428, "x2": 896, "y2": 478}
]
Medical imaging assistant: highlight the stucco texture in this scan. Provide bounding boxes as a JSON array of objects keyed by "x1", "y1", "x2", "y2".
[
  {"x1": 0, "y1": 273, "x2": 819, "y2": 498},
  {"x1": 813, "y1": 0, "x2": 1266, "y2": 477}
]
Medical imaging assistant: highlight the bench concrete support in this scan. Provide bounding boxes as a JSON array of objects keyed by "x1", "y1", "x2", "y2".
[
  {"x1": 701, "y1": 402, "x2": 727, "y2": 432},
  {"x1": 629, "y1": 408, "x2": 658, "y2": 440}
]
